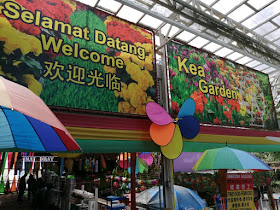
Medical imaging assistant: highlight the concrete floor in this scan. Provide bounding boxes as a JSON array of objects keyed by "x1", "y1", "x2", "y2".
[{"x1": 0, "y1": 192, "x2": 32, "y2": 210}]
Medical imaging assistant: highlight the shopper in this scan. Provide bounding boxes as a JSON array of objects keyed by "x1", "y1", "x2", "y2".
[
  {"x1": 46, "y1": 183, "x2": 58, "y2": 210},
  {"x1": 27, "y1": 174, "x2": 36, "y2": 200},
  {"x1": 17, "y1": 173, "x2": 27, "y2": 202},
  {"x1": 32, "y1": 179, "x2": 46, "y2": 210}
]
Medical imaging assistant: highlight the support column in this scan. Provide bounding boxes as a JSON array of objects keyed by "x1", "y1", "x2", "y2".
[{"x1": 159, "y1": 29, "x2": 175, "y2": 210}]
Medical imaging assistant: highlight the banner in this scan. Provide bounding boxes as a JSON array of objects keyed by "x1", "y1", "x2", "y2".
[
  {"x1": 227, "y1": 173, "x2": 254, "y2": 210},
  {"x1": 0, "y1": 0, "x2": 156, "y2": 115},
  {"x1": 167, "y1": 41, "x2": 278, "y2": 129}
]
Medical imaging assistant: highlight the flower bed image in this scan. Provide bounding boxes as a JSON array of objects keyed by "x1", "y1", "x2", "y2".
[{"x1": 167, "y1": 42, "x2": 278, "y2": 129}]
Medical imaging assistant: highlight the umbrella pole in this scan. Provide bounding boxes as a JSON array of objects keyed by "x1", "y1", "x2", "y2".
[
  {"x1": 131, "y1": 153, "x2": 136, "y2": 210},
  {"x1": 219, "y1": 169, "x2": 227, "y2": 197}
]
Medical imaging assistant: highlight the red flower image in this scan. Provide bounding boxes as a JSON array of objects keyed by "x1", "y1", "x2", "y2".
[
  {"x1": 228, "y1": 99, "x2": 240, "y2": 112},
  {"x1": 223, "y1": 109, "x2": 233, "y2": 124},
  {"x1": 213, "y1": 117, "x2": 222, "y2": 124},
  {"x1": 255, "y1": 110, "x2": 261, "y2": 117},
  {"x1": 106, "y1": 20, "x2": 152, "y2": 44},
  {"x1": 172, "y1": 101, "x2": 180, "y2": 115},
  {"x1": 215, "y1": 95, "x2": 225, "y2": 106},
  {"x1": 2, "y1": 0, "x2": 75, "y2": 36},
  {"x1": 190, "y1": 91, "x2": 206, "y2": 114}
]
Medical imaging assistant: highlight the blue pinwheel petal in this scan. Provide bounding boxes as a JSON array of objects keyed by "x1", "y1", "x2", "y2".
[
  {"x1": 178, "y1": 116, "x2": 200, "y2": 139},
  {"x1": 178, "y1": 98, "x2": 196, "y2": 118}
]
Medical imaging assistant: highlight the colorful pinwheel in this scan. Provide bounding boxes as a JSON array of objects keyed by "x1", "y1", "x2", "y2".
[
  {"x1": 119, "y1": 152, "x2": 153, "y2": 174},
  {"x1": 146, "y1": 98, "x2": 200, "y2": 159}
]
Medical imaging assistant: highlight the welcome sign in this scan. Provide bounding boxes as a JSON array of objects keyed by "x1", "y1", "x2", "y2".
[
  {"x1": 167, "y1": 41, "x2": 278, "y2": 129},
  {"x1": 0, "y1": 0, "x2": 156, "y2": 115}
]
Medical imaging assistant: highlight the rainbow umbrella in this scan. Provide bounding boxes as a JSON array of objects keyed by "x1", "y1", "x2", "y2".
[
  {"x1": 193, "y1": 147, "x2": 272, "y2": 171},
  {"x1": 0, "y1": 76, "x2": 81, "y2": 152}
]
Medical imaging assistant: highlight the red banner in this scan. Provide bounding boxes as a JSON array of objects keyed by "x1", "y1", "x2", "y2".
[{"x1": 226, "y1": 173, "x2": 253, "y2": 191}]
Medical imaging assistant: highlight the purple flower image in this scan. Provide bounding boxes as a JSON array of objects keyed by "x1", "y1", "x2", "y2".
[
  {"x1": 193, "y1": 82, "x2": 198, "y2": 87},
  {"x1": 205, "y1": 60, "x2": 217, "y2": 72},
  {"x1": 169, "y1": 68, "x2": 177, "y2": 78}
]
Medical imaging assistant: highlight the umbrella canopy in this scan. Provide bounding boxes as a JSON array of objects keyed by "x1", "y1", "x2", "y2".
[
  {"x1": 136, "y1": 185, "x2": 207, "y2": 210},
  {"x1": 193, "y1": 147, "x2": 272, "y2": 171},
  {"x1": 0, "y1": 76, "x2": 81, "y2": 152}
]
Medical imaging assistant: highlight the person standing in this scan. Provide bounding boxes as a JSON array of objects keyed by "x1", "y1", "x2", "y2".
[
  {"x1": 27, "y1": 174, "x2": 36, "y2": 200},
  {"x1": 17, "y1": 173, "x2": 27, "y2": 201}
]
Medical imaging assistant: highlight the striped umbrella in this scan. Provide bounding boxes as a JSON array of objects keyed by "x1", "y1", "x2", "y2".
[
  {"x1": 193, "y1": 147, "x2": 272, "y2": 171},
  {"x1": 0, "y1": 76, "x2": 81, "y2": 152}
]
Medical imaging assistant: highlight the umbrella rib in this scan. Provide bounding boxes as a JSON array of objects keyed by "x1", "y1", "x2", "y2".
[
  {"x1": 1, "y1": 107, "x2": 18, "y2": 150},
  {"x1": 24, "y1": 115, "x2": 47, "y2": 152}
]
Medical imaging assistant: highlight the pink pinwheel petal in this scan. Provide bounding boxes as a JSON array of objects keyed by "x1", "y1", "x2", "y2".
[
  {"x1": 146, "y1": 102, "x2": 173, "y2": 125},
  {"x1": 138, "y1": 153, "x2": 153, "y2": 165}
]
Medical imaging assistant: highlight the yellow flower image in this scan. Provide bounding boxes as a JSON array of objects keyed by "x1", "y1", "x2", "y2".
[
  {"x1": 240, "y1": 105, "x2": 246, "y2": 116},
  {"x1": 0, "y1": 17, "x2": 42, "y2": 56},
  {"x1": 0, "y1": 66, "x2": 4, "y2": 76},
  {"x1": 118, "y1": 101, "x2": 131, "y2": 113},
  {"x1": 22, "y1": 74, "x2": 42, "y2": 96},
  {"x1": 104, "y1": 66, "x2": 116, "y2": 74},
  {"x1": 237, "y1": 92, "x2": 242, "y2": 102},
  {"x1": 105, "y1": 16, "x2": 155, "y2": 115},
  {"x1": 115, "y1": 82, "x2": 130, "y2": 101},
  {"x1": 245, "y1": 94, "x2": 252, "y2": 106},
  {"x1": 138, "y1": 70, "x2": 154, "y2": 91},
  {"x1": 61, "y1": 0, "x2": 76, "y2": 11},
  {"x1": 128, "y1": 83, "x2": 147, "y2": 108},
  {"x1": 4, "y1": 73, "x2": 17, "y2": 82},
  {"x1": 135, "y1": 105, "x2": 146, "y2": 115}
]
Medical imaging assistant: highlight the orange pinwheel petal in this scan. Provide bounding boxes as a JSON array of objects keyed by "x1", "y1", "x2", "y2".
[
  {"x1": 150, "y1": 122, "x2": 175, "y2": 146},
  {"x1": 160, "y1": 125, "x2": 183, "y2": 159}
]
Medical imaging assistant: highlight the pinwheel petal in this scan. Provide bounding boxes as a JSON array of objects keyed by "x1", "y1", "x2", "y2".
[
  {"x1": 178, "y1": 116, "x2": 200, "y2": 139},
  {"x1": 138, "y1": 153, "x2": 153, "y2": 165},
  {"x1": 138, "y1": 157, "x2": 149, "y2": 173},
  {"x1": 150, "y1": 122, "x2": 175, "y2": 146},
  {"x1": 146, "y1": 102, "x2": 173, "y2": 125},
  {"x1": 178, "y1": 98, "x2": 196, "y2": 118},
  {"x1": 160, "y1": 125, "x2": 183, "y2": 159}
]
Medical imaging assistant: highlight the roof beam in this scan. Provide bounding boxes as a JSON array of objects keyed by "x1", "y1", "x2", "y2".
[{"x1": 114, "y1": 0, "x2": 280, "y2": 70}]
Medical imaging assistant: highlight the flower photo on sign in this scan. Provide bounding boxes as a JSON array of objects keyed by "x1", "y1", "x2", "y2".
[
  {"x1": 167, "y1": 42, "x2": 278, "y2": 129},
  {"x1": 0, "y1": 0, "x2": 156, "y2": 115}
]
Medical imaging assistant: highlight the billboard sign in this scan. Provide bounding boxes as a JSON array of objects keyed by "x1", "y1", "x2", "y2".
[
  {"x1": 0, "y1": 0, "x2": 156, "y2": 115},
  {"x1": 167, "y1": 41, "x2": 278, "y2": 129}
]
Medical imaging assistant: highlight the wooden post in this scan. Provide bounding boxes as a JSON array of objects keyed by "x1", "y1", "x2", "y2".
[
  {"x1": 219, "y1": 169, "x2": 227, "y2": 197},
  {"x1": 131, "y1": 153, "x2": 136, "y2": 210}
]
